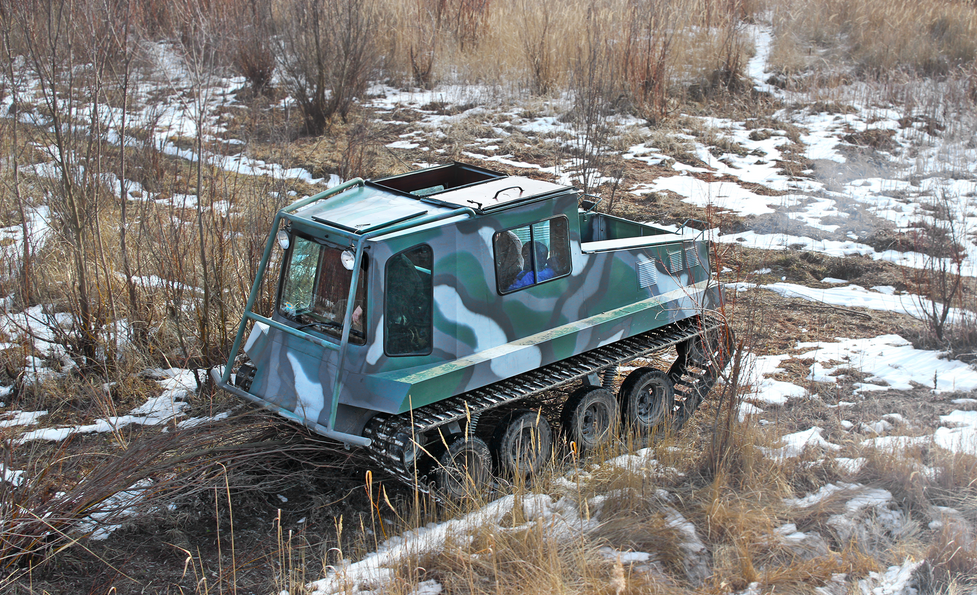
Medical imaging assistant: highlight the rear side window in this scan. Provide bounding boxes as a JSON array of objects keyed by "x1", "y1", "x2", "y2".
[
  {"x1": 385, "y1": 245, "x2": 434, "y2": 356},
  {"x1": 494, "y1": 217, "x2": 570, "y2": 294}
]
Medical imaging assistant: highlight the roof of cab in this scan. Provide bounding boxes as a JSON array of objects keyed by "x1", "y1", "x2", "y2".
[{"x1": 293, "y1": 163, "x2": 572, "y2": 234}]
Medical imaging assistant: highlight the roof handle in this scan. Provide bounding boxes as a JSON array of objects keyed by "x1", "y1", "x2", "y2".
[{"x1": 493, "y1": 185, "x2": 523, "y2": 201}]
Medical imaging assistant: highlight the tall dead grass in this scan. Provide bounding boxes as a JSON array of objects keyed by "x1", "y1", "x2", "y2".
[
  {"x1": 369, "y1": 407, "x2": 901, "y2": 594},
  {"x1": 1, "y1": 409, "x2": 366, "y2": 590},
  {"x1": 376, "y1": 0, "x2": 758, "y2": 110},
  {"x1": 769, "y1": 0, "x2": 977, "y2": 80}
]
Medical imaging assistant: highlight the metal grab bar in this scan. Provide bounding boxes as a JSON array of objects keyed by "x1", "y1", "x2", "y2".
[
  {"x1": 239, "y1": 313, "x2": 340, "y2": 350},
  {"x1": 678, "y1": 218, "x2": 708, "y2": 240},
  {"x1": 219, "y1": 178, "x2": 365, "y2": 387},
  {"x1": 210, "y1": 370, "x2": 371, "y2": 447},
  {"x1": 218, "y1": 176, "x2": 476, "y2": 443}
]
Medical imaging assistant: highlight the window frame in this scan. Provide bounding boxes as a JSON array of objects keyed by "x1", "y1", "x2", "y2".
[
  {"x1": 383, "y1": 244, "x2": 435, "y2": 357},
  {"x1": 493, "y1": 215, "x2": 571, "y2": 295},
  {"x1": 276, "y1": 231, "x2": 368, "y2": 345}
]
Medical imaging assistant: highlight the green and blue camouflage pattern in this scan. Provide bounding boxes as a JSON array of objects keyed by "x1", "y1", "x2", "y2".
[{"x1": 231, "y1": 164, "x2": 721, "y2": 439}]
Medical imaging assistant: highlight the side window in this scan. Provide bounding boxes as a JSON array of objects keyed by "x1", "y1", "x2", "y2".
[
  {"x1": 385, "y1": 245, "x2": 433, "y2": 356},
  {"x1": 494, "y1": 217, "x2": 570, "y2": 294}
]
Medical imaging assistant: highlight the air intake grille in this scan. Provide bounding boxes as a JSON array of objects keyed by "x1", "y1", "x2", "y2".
[
  {"x1": 637, "y1": 256, "x2": 658, "y2": 288},
  {"x1": 668, "y1": 250, "x2": 683, "y2": 273},
  {"x1": 686, "y1": 246, "x2": 699, "y2": 268}
]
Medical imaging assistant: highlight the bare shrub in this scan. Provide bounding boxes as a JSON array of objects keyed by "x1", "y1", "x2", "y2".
[
  {"x1": 277, "y1": 0, "x2": 379, "y2": 135},
  {"x1": 4, "y1": 0, "x2": 126, "y2": 362},
  {"x1": 441, "y1": 0, "x2": 492, "y2": 52},
  {"x1": 337, "y1": 121, "x2": 383, "y2": 181},
  {"x1": 691, "y1": 207, "x2": 756, "y2": 487},
  {"x1": 378, "y1": 0, "x2": 497, "y2": 87},
  {"x1": 229, "y1": 0, "x2": 276, "y2": 95},
  {"x1": 129, "y1": 0, "x2": 179, "y2": 38},
  {"x1": 566, "y1": 4, "x2": 619, "y2": 196},
  {"x1": 711, "y1": 7, "x2": 748, "y2": 94},
  {"x1": 704, "y1": 340, "x2": 750, "y2": 480},
  {"x1": 514, "y1": 0, "x2": 558, "y2": 95},
  {"x1": 371, "y1": 0, "x2": 442, "y2": 88},
  {"x1": 231, "y1": 178, "x2": 292, "y2": 318},
  {"x1": 408, "y1": 0, "x2": 444, "y2": 88},
  {"x1": 620, "y1": 0, "x2": 678, "y2": 123},
  {"x1": 169, "y1": 0, "x2": 234, "y2": 364},
  {"x1": 0, "y1": 0, "x2": 255, "y2": 370},
  {"x1": 0, "y1": 34, "x2": 35, "y2": 309},
  {"x1": 907, "y1": 191, "x2": 968, "y2": 350},
  {"x1": 769, "y1": 0, "x2": 977, "y2": 80},
  {"x1": 372, "y1": 0, "x2": 764, "y2": 107}
]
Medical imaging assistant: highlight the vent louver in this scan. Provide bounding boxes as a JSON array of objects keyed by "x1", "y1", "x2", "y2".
[
  {"x1": 637, "y1": 256, "x2": 658, "y2": 288},
  {"x1": 668, "y1": 250, "x2": 683, "y2": 273}
]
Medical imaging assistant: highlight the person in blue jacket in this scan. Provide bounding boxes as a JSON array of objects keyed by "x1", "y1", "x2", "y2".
[{"x1": 508, "y1": 241, "x2": 553, "y2": 290}]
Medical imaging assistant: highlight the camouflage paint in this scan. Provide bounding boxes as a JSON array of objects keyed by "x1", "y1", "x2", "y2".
[{"x1": 226, "y1": 167, "x2": 721, "y2": 439}]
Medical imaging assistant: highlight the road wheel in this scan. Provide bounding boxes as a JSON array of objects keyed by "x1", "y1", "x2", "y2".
[
  {"x1": 492, "y1": 409, "x2": 553, "y2": 478},
  {"x1": 685, "y1": 323, "x2": 734, "y2": 368},
  {"x1": 435, "y1": 435, "x2": 492, "y2": 499},
  {"x1": 618, "y1": 368, "x2": 674, "y2": 434},
  {"x1": 561, "y1": 387, "x2": 619, "y2": 452}
]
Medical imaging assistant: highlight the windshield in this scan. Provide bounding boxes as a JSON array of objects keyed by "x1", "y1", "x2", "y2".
[{"x1": 278, "y1": 235, "x2": 366, "y2": 344}]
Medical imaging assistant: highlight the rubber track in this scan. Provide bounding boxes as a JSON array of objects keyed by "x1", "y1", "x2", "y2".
[{"x1": 363, "y1": 315, "x2": 731, "y2": 490}]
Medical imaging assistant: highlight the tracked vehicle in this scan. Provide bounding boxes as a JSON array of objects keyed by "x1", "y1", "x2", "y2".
[{"x1": 214, "y1": 163, "x2": 732, "y2": 496}]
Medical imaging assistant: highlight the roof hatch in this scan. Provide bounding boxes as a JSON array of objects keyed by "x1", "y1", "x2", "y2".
[
  {"x1": 371, "y1": 162, "x2": 505, "y2": 197},
  {"x1": 370, "y1": 162, "x2": 569, "y2": 212}
]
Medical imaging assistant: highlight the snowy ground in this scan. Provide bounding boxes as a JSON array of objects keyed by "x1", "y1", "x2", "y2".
[{"x1": 1, "y1": 19, "x2": 976, "y2": 595}]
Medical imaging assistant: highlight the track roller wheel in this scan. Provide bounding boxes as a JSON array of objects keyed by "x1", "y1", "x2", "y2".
[
  {"x1": 561, "y1": 387, "x2": 619, "y2": 452},
  {"x1": 435, "y1": 435, "x2": 492, "y2": 499},
  {"x1": 492, "y1": 409, "x2": 553, "y2": 478},
  {"x1": 618, "y1": 368, "x2": 674, "y2": 434},
  {"x1": 685, "y1": 322, "x2": 734, "y2": 369}
]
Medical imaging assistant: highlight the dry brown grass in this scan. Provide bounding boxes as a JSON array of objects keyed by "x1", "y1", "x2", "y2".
[
  {"x1": 769, "y1": 0, "x2": 977, "y2": 81},
  {"x1": 410, "y1": 521, "x2": 611, "y2": 594},
  {"x1": 0, "y1": 410, "x2": 285, "y2": 570},
  {"x1": 856, "y1": 444, "x2": 936, "y2": 512},
  {"x1": 0, "y1": 112, "x2": 294, "y2": 370},
  {"x1": 364, "y1": 400, "x2": 925, "y2": 595},
  {"x1": 375, "y1": 0, "x2": 758, "y2": 112},
  {"x1": 928, "y1": 522, "x2": 977, "y2": 587}
]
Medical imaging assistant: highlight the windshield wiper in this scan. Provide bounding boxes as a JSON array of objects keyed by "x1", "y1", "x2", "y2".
[
  {"x1": 296, "y1": 319, "x2": 342, "y2": 333},
  {"x1": 293, "y1": 314, "x2": 364, "y2": 340}
]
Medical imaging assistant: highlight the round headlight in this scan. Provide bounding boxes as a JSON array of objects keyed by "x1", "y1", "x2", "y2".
[
  {"x1": 340, "y1": 250, "x2": 356, "y2": 270},
  {"x1": 276, "y1": 230, "x2": 290, "y2": 250}
]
